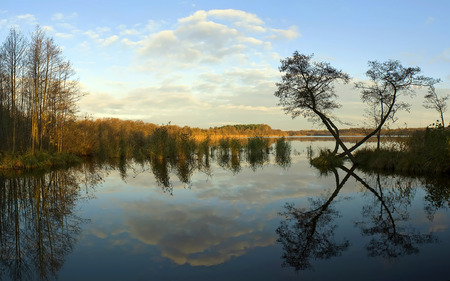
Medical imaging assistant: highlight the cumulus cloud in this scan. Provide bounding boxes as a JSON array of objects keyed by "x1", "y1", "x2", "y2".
[
  {"x1": 135, "y1": 9, "x2": 299, "y2": 67},
  {"x1": 15, "y1": 14, "x2": 37, "y2": 25},
  {"x1": 75, "y1": 9, "x2": 301, "y2": 128}
]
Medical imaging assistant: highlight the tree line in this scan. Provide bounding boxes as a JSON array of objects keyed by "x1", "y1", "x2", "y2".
[{"x1": 0, "y1": 26, "x2": 83, "y2": 155}]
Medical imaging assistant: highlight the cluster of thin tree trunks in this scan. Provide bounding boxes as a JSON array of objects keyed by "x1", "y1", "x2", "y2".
[{"x1": 0, "y1": 26, "x2": 82, "y2": 155}]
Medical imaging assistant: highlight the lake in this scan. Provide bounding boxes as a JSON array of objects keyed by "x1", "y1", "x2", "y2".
[{"x1": 0, "y1": 139, "x2": 449, "y2": 280}]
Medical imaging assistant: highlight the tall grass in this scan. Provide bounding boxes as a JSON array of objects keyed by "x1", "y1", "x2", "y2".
[{"x1": 355, "y1": 127, "x2": 450, "y2": 175}]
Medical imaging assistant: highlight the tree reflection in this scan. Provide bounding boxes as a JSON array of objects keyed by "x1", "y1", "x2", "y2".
[
  {"x1": 0, "y1": 166, "x2": 99, "y2": 281},
  {"x1": 422, "y1": 176, "x2": 450, "y2": 221},
  {"x1": 343, "y1": 168, "x2": 438, "y2": 258},
  {"x1": 277, "y1": 165, "x2": 439, "y2": 271},
  {"x1": 276, "y1": 167, "x2": 353, "y2": 270}
]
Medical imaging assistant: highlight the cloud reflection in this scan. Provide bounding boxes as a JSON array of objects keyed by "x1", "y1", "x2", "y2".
[{"x1": 121, "y1": 199, "x2": 275, "y2": 266}]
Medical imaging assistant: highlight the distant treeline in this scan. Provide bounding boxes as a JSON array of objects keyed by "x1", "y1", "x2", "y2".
[
  {"x1": 59, "y1": 118, "x2": 287, "y2": 158},
  {"x1": 286, "y1": 127, "x2": 424, "y2": 136}
]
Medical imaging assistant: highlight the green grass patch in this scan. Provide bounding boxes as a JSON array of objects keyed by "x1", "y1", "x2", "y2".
[
  {"x1": 310, "y1": 149, "x2": 344, "y2": 174},
  {"x1": 0, "y1": 151, "x2": 81, "y2": 170}
]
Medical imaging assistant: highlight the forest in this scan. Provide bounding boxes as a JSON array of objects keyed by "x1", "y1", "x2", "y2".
[{"x1": 0, "y1": 26, "x2": 290, "y2": 169}]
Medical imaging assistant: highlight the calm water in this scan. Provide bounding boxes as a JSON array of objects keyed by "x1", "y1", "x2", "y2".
[{"x1": 0, "y1": 140, "x2": 449, "y2": 281}]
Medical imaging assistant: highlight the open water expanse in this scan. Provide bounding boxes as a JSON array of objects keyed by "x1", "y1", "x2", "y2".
[{"x1": 0, "y1": 140, "x2": 449, "y2": 280}]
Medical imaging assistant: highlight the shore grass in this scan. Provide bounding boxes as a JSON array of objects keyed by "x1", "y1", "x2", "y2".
[
  {"x1": 0, "y1": 151, "x2": 81, "y2": 170},
  {"x1": 354, "y1": 127, "x2": 450, "y2": 176},
  {"x1": 310, "y1": 149, "x2": 344, "y2": 174}
]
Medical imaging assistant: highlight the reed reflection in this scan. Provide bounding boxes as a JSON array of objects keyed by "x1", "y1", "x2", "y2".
[
  {"x1": 277, "y1": 165, "x2": 440, "y2": 271},
  {"x1": 0, "y1": 166, "x2": 100, "y2": 281},
  {"x1": 139, "y1": 138, "x2": 290, "y2": 193}
]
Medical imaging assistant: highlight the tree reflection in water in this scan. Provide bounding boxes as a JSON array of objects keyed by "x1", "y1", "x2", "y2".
[
  {"x1": 0, "y1": 165, "x2": 100, "y2": 281},
  {"x1": 345, "y1": 168, "x2": 438, "y2": 259},
  {"x1": 276, "y1": 167, "x2": 353, "y2": 270},
  {"x1": 277, "y1": 165, "x2": 440, "y2": 271}
]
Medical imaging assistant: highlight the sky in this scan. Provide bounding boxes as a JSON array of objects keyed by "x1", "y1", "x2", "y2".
[{"x1": 1, "y1": 0, "x2": 449, "y2": 130}]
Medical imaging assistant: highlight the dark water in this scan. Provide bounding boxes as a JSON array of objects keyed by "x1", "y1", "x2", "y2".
[{"x1": 0, "y1": 140, "x2": 449, "y2": 281}]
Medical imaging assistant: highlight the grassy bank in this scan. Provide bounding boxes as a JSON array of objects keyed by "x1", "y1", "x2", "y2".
[
  {"x1": 355, "y1": 127, "x2": 450, "y2": 176},
  {"x1": 0, "y1": 151, "x2": 82, "y2": 170}
]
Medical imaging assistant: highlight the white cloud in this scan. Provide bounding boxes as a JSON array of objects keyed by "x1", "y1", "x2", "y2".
[
  {"x1": 208, "y1": 9, "x2": 266, "y2": 32},
  {"x1": 268, "y1": 25, "x2": 300, "y2": 40},
  {"x1": 76, "y1": 9, "x2": 302, "y2": 128},
  {"x1": 15, "y1": 14, "x2": 37, "y2": 25},
  {"x1": 121, "y1": 38, "x2": 139, "y2": 47},
  {"x1": 101, "y1": 35, "x2": 119, "y2": 46},
  {"x1": 96, "y1": 26, "x2": 111, "y2": 33},
  {"x1": 132, "y1": 8, "x2": 301, "y2": 73},
  {"x1": 119, "y1": 28, "x2": 140, "y2": 36},
  {"x1": 84, "y1": 28, "x2": 119, "y2": 47},
  {"x1": 42, "y1": 25, "x2": 55, "y2": 32},
  {"x1": 51, "y1": 12, "x2": 77, "y2": 21},
  {"x1": 218, "y1": 104, "x2": 279, "y2": 112},
  {"x1": 55, "y1": 32, "x2": 74, "y2": 39},
  {"x1": 134, "y1": 9, "x2": 286, "y2": 69},
  {"x1": 85, "y1": 29, "x2": 100, "y2": 39}
]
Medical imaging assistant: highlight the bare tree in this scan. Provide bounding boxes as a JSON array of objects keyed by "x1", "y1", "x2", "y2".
[
  {"x1": 423, "y1": 86, "x2": 448, "y2": 127},
  {"x1": 2, "y1": 27, "x2": 27, "y2": 153},
  {"x1": 347, "y1": 60, "x2": 438, "y2": 155},
  {"x1": 28, "y1": 25, "x2": 46, "y2": 154},
  {"x1": 274, "y1": 52, "x2": 354, "y2": 161}
]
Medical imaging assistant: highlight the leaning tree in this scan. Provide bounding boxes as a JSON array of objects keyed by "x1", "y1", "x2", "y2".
[
  {"x1": 275, "y1": 51, "x2": 439, "y2": 162},
  {"x1": 274, "y1": 51, "x2": 355, "y2": 161}
]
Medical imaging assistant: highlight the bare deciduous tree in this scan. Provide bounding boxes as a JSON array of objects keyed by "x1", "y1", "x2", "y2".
[
  {"x1": 423, "y1": 86, "x2": 448, "y2": 127},
  {"x1": 2, "y1": 27, "x2": 27, "y2": 153},
  {"x1": 274, "y1": 51, "x2": 354, "y2": 161},
  {"x1": 348, "y1": 60, "x2": 438, "y2": 155},
  {"x1": 275, "y1": 53, "x2": 439, "y2": 162}
]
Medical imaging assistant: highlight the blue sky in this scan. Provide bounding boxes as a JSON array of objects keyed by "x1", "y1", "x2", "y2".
[{"x1": 1, "y1": 0, "x2": 449, "y2": 130}]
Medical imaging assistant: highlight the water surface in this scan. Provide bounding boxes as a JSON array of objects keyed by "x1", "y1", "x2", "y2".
[{"x1": 0, "y1": 140, "x2": 449, "y2": 280}]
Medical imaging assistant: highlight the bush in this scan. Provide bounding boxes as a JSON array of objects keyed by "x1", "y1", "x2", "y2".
[{"x1": 310, "y1": 149, "x2": 343, "y2": 174}]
